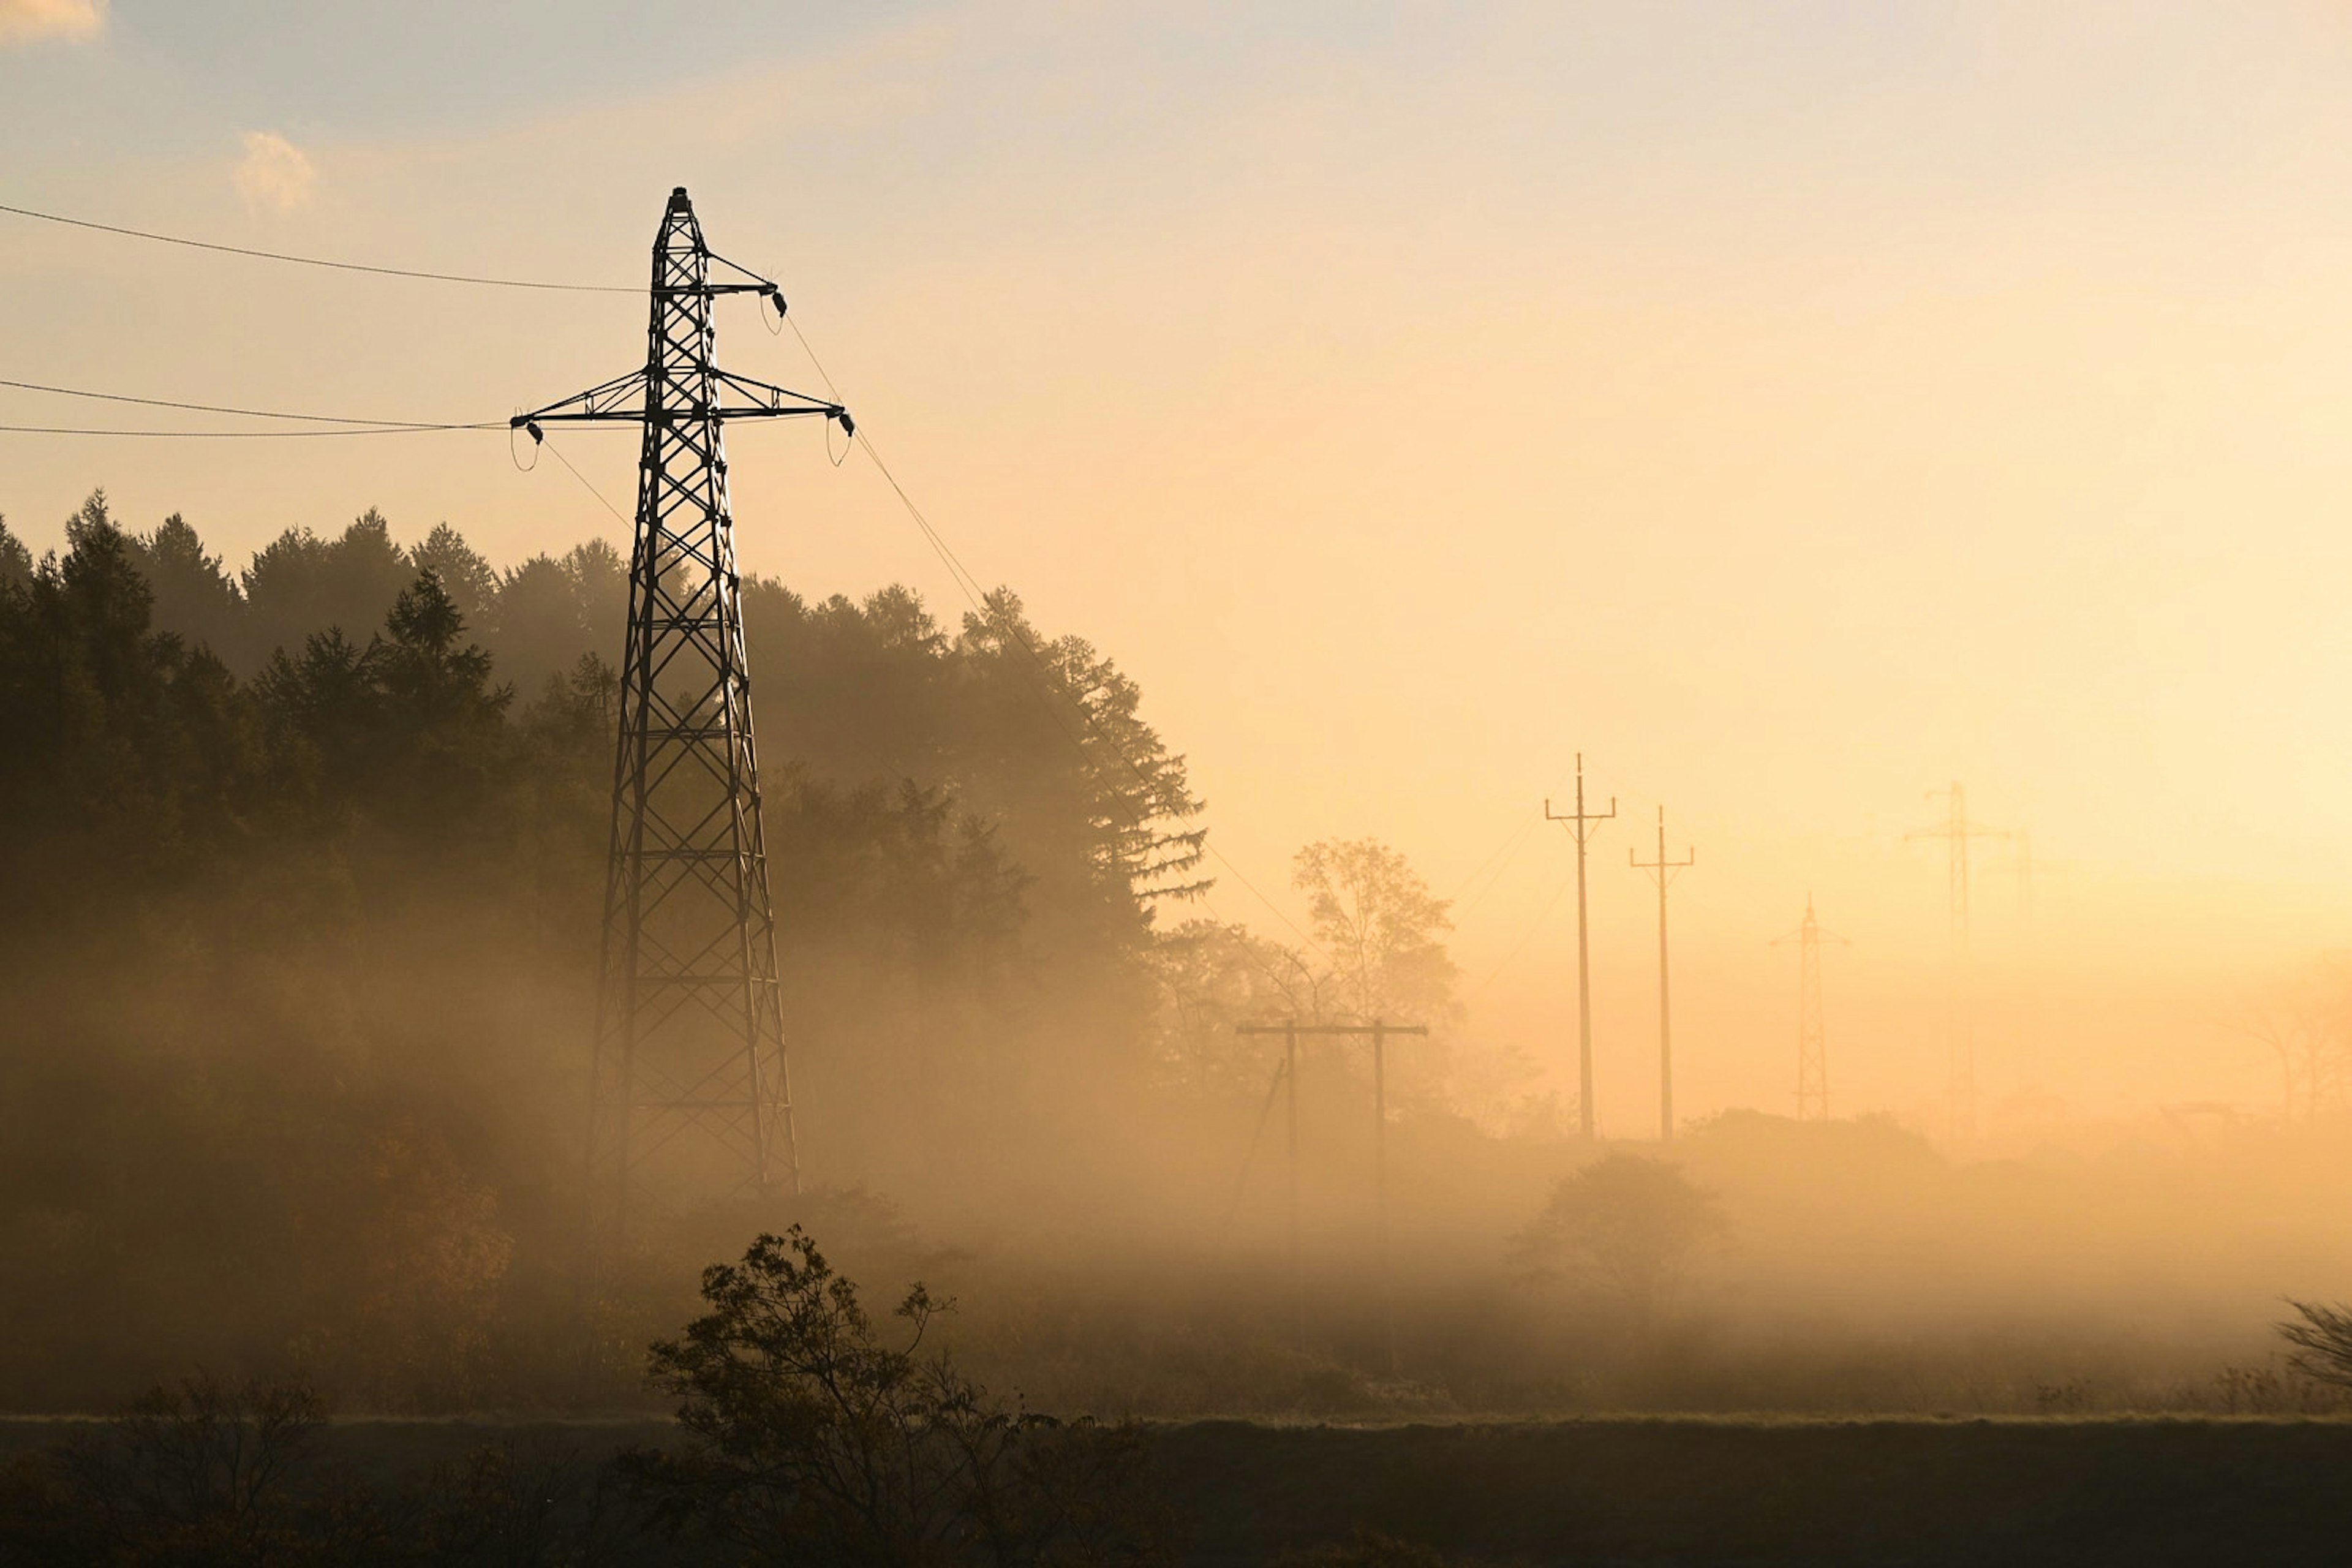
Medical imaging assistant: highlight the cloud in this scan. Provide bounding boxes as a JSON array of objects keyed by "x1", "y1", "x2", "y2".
[
  {"x1": 0, "y1": 0, "x2": 104, "y2": 45},
  {"x1": 233, "y1": 131, "x2": 318, "y2": 213}
]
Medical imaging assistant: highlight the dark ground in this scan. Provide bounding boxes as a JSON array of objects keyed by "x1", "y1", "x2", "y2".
[{"x1": 6, "y1": 1414, "x2": 2348, "y2": 1565}]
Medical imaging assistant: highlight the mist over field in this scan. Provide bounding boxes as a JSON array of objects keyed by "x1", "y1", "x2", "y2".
[
  {"x1": 2, "y1": 496, "x2": 2347, "y2": 1434},
  {"x1": 18, "y1": 6, "x2": 2352, "y2": 1564}
]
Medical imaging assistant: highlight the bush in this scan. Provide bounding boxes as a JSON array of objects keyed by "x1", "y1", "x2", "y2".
[{"x1": 622, "y1": 1226, "x2": 1169, "y2": 1566}]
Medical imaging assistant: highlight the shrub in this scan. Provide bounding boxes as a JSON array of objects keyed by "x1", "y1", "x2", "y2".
[{"x1": 622, "y1": 1226, "x2": 1169, "y2": 1566}]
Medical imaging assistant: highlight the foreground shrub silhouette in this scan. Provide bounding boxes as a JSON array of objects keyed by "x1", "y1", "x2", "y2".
[
  {"x1": 621, "y1": 1226, "x2": 1169, "y2": 1566},
  {"x1": 2276, "y1": 1298, "x2": 2352, "y2": 1388}
]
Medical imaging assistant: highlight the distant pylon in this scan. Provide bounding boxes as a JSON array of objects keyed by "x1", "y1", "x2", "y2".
[
  {"x1": 2015, "y1": 827, "x2": 2033, "y2": 923},
  {"x1": 514, "y1": 189, "x2": 851, "y2": 1257},
  {"x1": 1773, "y1": 894, "x2": 1848, "y2": 1122},
  {"x1": 1907, "y1": 783, "x2": 2005, "y2": 1144},
  {"x1": 1545, "y1": 755, "x2": 1615, "y2": 1139},
  {"x1": 1629, "y1": 807, "x2": 1695, "y2": 1142}
]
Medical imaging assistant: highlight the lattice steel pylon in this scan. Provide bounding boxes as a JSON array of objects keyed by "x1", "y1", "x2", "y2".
[
  {"x1": 1906, "y1": 783, "x2": 2005, "y2": 1145},
  {"x1": 514, "y1": 187, "x2": 850, "y2": 1254},
  {"x1": 1774, "y1": 894, "x2": 1847, "y2": 1121}
]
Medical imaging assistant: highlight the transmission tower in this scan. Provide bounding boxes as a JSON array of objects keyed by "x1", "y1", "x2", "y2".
[
  {"x1": 514, "y1": 188, "x2": 850, "y2": 1255},
  {"x1": 1629, "y1": 807, "x2": 1695, "y2": 1142},
  {"x1": 1773, "y1": 894, "x2": 1847, "y2": 1121},
  {"x1": 1545, "y1": 754, "x2": 1615, "y2": 1139},
  {"x1": 1907, "y1": 783, "x2": 2005, "y2": 1144}
]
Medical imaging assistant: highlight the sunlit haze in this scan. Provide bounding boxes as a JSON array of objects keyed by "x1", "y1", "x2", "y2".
[{"x1": 18, "y1": 5, "x2": 2352, "y2": 1138}]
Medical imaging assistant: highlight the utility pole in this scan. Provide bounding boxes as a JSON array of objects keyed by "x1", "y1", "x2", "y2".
[
  {"x1": 1283, "y1": 1019, "x2": 1302, "y2": 1344},
  {"x1": 1907, "y1": 783, "x2": 2006, "y2": 1145},
  {"x1": 1546, "y1": 755, "x2": 1616, "y2": 1139},
  {"x1": 514, "y1": 189, "x2": 851, "y2": 1264},
  {"x1": 1235, "y1": 1020, "x2": 1428, "y2": 1376},
  {"x1": 1629, "y1": 807, "x2": 1695, "y2": 1143},
  {"x1": 1773, "y1": 894, "x2": 1848, "y2": 1121}
]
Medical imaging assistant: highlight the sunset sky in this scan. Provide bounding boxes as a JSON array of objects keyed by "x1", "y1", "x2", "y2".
[{"x1": 9, "y1": 2, "x2": 2352, "y2": 1131}]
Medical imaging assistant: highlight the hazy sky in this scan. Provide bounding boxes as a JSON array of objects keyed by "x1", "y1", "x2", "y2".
[{"x1": 9, "y1": 2, "x2": 2352, "y2": 1131}]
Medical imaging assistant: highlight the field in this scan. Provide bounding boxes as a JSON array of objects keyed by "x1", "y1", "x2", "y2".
[{"x1": 10, "y1": 1414, "x2": 2350, "y2": 1565}]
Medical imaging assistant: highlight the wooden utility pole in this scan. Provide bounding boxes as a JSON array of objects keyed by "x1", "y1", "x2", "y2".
[
  {"x1": 1545, "y1": 754, "x2": 1616, "y2": 1139},
  {"x1": 1629, "y1": 807, "x2": 1695, "y2": 1142},
  {"x1": 1284, "y1": 1019, "x2": 1300, "y2": 1341},
  {"x1": 1234, "y1": 1019, "x2": 1429, "y2": 1374}
]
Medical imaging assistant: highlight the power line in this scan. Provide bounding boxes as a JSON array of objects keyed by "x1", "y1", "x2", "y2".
[
  {"x1": 1464, "y1": 866, "x2": 1579, "y2": 1001},
  {"x1": 537, "y1": 434, "x2": 634, "y2": 527},
  {"x1": 0, "y1": 200, "x2": 633, "y2": 293},
  {"x1": 0, "y1": 421, "x2": 493, "y2": 438},
  {"x1": 1444, "y1": 746, "x2": 1586, "y2": 921},
  {"x1": 0, "y1": 375, "x2": 499, "y2": 429},
  {"x1": 779, "y1": 313, "x2": 1324, "y2": 956},
  {"x1": 4, "y1": 191, "x2": 1319, "y2": 953},
  {"x1": 860, "y1": 427, "x2": 1322, "y2": 948}
]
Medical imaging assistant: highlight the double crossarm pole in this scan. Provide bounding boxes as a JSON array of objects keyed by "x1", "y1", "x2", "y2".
[{"x1": 1234, "y1": 1019, "x2": 1428, "y2": 1377}]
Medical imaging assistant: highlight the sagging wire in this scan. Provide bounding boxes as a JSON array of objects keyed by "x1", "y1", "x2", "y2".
[
  {"x1": 1464, "y1": 866, "x2": 1581, "y2": 1002},
  {"x1": 540, "y1": 433, "x2": 634, "y2": 529},
  {"x1": 0, "y1": 374, "x2": 505, "y2": 440},
  {"x1": 0, "y1": 421, "x2": 496, "y2": 438},
  {"x1": 0, "y1": 200, "x2": 635, "y2": 292},
  {"x1": 777, "y1": 311, "x2": 1322, "y2": 954}
]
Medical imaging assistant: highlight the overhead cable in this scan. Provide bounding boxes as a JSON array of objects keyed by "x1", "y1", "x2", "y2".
[
  {"x1": 0, "y1": 421, "x2": 496, "y2": 438},
  {"x1": 0, "y1": 375, "x2": 500, "y2": 429},
  {"x1": 0, "y1": 199, "x2": 635, "y2": 293},
  {"x1": 779, "y1": 316, "x2": 1324, "y2": 953}
]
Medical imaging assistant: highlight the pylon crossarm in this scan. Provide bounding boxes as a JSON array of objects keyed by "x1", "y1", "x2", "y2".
[
  {"x1": 510, "y1": 369, "x2": 846, "y2": 434},
  {"x1": 511, "y1": 369, "x2": 651, "y2": 428},
  {"x1": 693, "y1": 247, "x2": 783, "y2": 299},
  {"x1": 711, "y1": 369, "x2": 848, "y2": 426}
]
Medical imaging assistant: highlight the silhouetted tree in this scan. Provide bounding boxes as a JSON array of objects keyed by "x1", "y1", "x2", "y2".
[
  {"x1": 241, "y1": 508, "x2": 416, "y2": 672},
  {"x1": 0, "y1": 490, "x2": 1205, "y2": 1410},
  {"x1": 0, "y1": 512, "x2": 31, "y2": 587},
  {"x1": 561, "y1": 537, "x2": 627, "y2": 659},
  {"x1": 1513, "y1": 1152, "x2": 1728, "y2": 1329},
  {"x1": 410, "y1": 521, "x2": 499, "y2": 628},
  {"x1": 1148, "y1": 918, "x2": 1319, "y2": 1096},
  {"x1": 130, "y1": 510, "x2": 246, "y2": 662},
  {"x1": 1292, "y1": 838, "x2": 1458, "y2": 1027},
  {"x1": 625, "y1": 1227, "x2": 1167, "y2": 1566},
  {"x1": 490, "y1": 552, "x2": 592, "y2": 695},
  {"x1": 2277, "y1": 1298, "x2": 2352, "y2": 1387}
]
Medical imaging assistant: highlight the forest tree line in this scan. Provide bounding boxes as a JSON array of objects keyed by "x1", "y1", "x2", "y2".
[{"x1": 0, "y1": 492, "x2": 1468, "y2": 1410}]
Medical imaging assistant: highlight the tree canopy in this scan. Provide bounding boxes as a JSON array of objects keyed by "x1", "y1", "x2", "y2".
[{"x1": 0, "y1": 492, "x2": 1207, "y2": 1408}]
